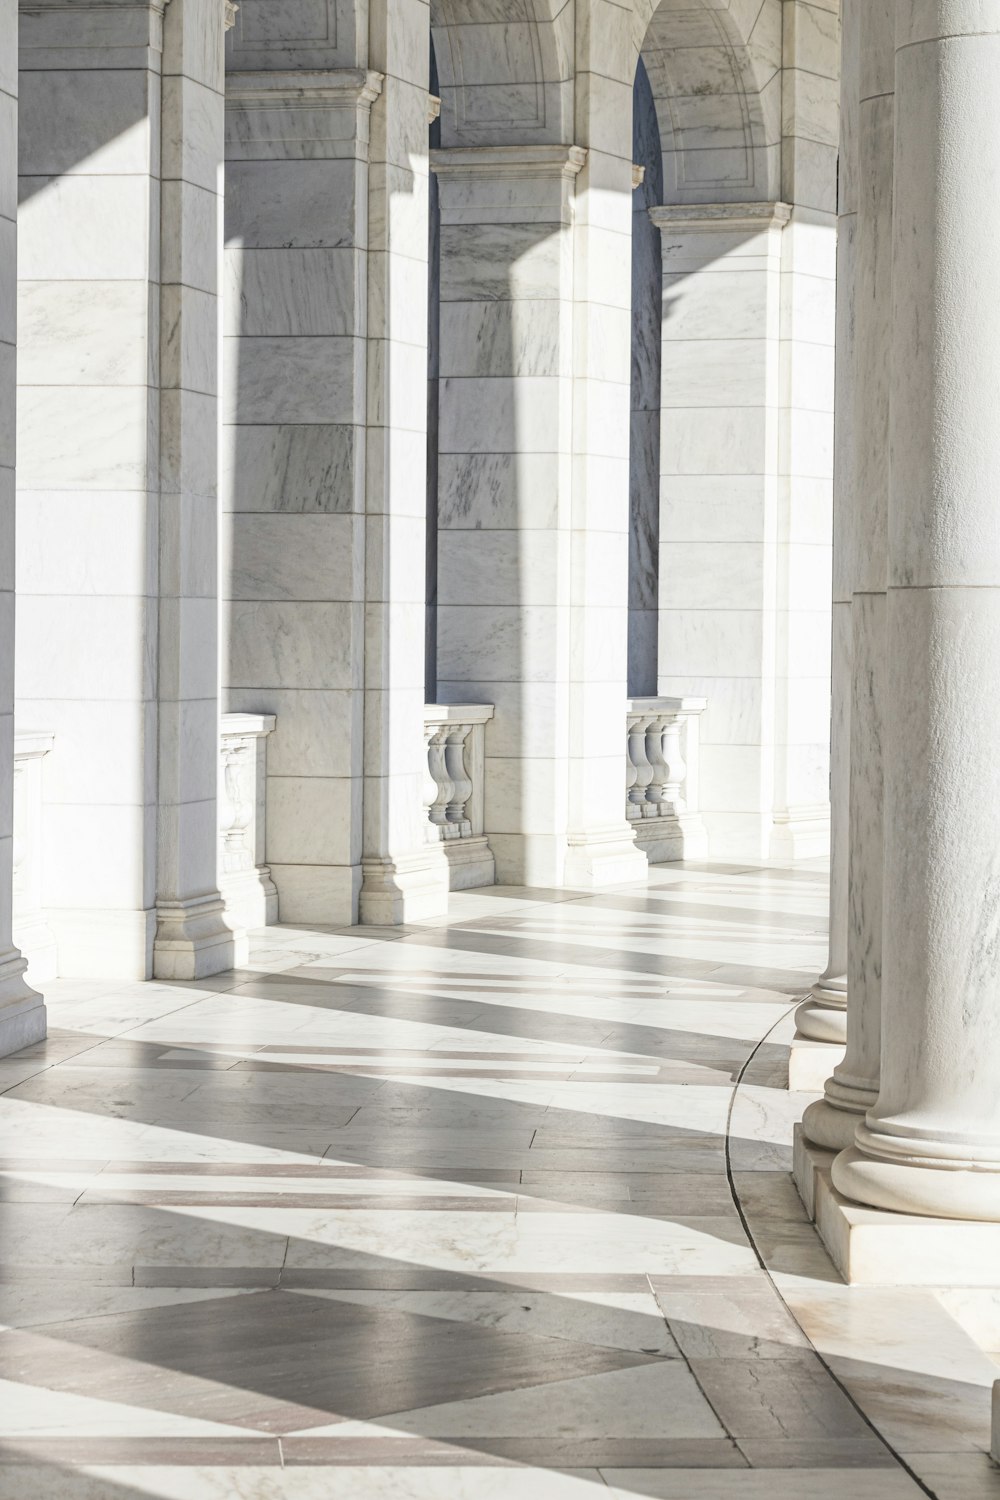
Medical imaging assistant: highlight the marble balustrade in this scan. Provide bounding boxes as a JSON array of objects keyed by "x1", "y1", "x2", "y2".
[
  {"x1": 626, "y1": 697, "x2": 707, "y2": 865},
  {"x1": 422, "y1": 703, "x2": 495, "y2": 891}
]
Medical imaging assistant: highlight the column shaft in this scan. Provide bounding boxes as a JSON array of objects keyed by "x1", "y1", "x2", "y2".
[
  {"x1": 834, "y1": 1, "x2": 1000, "y2": 1221},
  {"x1": 0, "y1": 0, "x2": 45, "y2": 1052},
  {"x1": 796, "y1": 0, "x2": 860, "y2": 1043},
  {"x1": 803, "y1": 0, "x2": 894, "y2": 1148}
]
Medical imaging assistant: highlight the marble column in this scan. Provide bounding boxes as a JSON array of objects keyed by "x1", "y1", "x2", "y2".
[
  {"x1": 154, "y1": 0, "x2": 235, "y2": 978},
  {"x1": 795, "y1": 0, "x2": 860, "y2": 1046},
  {"x1": 803, "y1": 0, "x2": 893, "y2": 1151},
  {"x1": 833, "y1": 2, "x2": 1000, "y2": 1221},
  {"x1": 223, "y1": 2, "x2": 447, "y2": 926},
  {"x1": 17, "y1": 0, "x2": 230, "y2": 979},
  {"x1": 652, "y1": 201, "x2": 792, "y2": 861},
  {"x1": 0, "y1": 0, "x2": 45, "y2": 1053},
  {"x1": 432, "y1": 146, "x2": 646, "y2": 889}
]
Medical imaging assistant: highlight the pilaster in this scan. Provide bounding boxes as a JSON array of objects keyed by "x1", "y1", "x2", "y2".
[
  {"x1": 154, "y1": 0, "x2": 234, "y2": 979},
  {"x1": 651, "y1": 200, "x2": 792, "y2": 863},
  {"x1": 432, "y1": 143, "x2": 642, "y2": 889},
  {"x1": 222, "y1": 66, "x2": 380, "y2": 926}
]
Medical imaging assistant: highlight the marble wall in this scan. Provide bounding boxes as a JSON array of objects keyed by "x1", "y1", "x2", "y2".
[{"x1": 0, "y1": 0, "x2": 44, "y2": 1053}]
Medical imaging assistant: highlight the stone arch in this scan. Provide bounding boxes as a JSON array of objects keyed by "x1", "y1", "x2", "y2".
[
  {"x1": 634, "y1": 0, "x2": 783, "y2": 203},
  {"x1": 430, "y1": 0, "x2": 574, "y2": 147}
]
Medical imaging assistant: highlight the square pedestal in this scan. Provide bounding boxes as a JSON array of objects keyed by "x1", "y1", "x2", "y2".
[
  {"x1": 792, "y1": 1122, "x2": 836, "y2": 1220},
  {"x1": 795, "y1": 1126, "x2": 1000, "y2": 1286},
  {"x1": 788, "y1": 1035, "x2": 844, "y2": 1093}
]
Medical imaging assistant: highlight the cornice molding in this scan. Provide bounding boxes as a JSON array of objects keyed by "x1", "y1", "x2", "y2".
[
  {"x1": 649, "y1": 201, "x2": 792, "y2": 233},
  {"x1": 430, "y1": 144, "x2": 587, "y2": 181},
  {"x1": 225, "y1": 68, "x2": 384, "y2": 108}
]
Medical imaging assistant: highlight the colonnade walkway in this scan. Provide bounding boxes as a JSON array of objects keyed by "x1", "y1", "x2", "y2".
[{"x1": 0, "y1": 865, "x2": 997, "y2": 1498}]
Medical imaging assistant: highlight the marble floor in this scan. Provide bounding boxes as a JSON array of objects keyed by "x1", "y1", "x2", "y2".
[{"x1": 1, "y1": 863, "x2": 998, "y2": 1499}]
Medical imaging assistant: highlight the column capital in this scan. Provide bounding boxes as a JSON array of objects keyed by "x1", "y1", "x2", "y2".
[
  {"x1": 649, "y1": 201, "x2": 792, "y2": 234},
  {"x1": 223, "y1": 0, "x2": 237, "y2": 30}
]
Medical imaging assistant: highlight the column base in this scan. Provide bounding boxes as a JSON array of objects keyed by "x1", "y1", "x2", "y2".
[
  {"x1": 788, "y1": 1035, "x2": 845, "y2": 1092},
  {"x1": 794, "y1": 973, "x2": 848, "y2": 1044},
  {"x1": 359, "y1": 849, "x2": 450, "y2": 925},
  {"x1": 769, "y1": 803, "x2": 831, "y2": 860},
  {"x1": 810, "y1": 1146, "x2": 1000, "y2": 1285},
  {"x1": 153, "y1": 894, "x2": 243, "y2": 981},
  {"x1": 833, "y1": 1136, "x2": 1000, "y2": 1224},
  {"x1": 563, "y1": 827, "x2": 648, "y2": 888},
  {"x1": 0, "y1": 949, "x2": 47, "y2": 1059},
  {"x1": 801, "y1": 1092, "x2": 867, "y2": 1153}
]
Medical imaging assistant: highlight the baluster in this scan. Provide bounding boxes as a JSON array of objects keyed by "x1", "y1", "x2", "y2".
[
  {"x1": 659, "y1": 717, "x2": 687, "y2": 816},
  {"x1": 422, "y1": 722, "x2": 441, "y2": 842},
  {"x1": 645, "y1": 715, "x2": 668, "y2": 815},
  {"x1": 428, "y1": 726, "x2": 453, "y2": 836},
  {"x1": 219, "y1": 740, "x2": 254, "y2": 873},
  {"x1": 444, "y1": 724, "x2": 473, "y2": 839},
  {"x1": 629, "y1": 714, "x2": 656, "y2": 817},
  {"x1": 625, "y1": 720, "x2": 640, "y2": 821},
  {"x1": 11, "y1": 762, "x2": 26, "y2": 903}
]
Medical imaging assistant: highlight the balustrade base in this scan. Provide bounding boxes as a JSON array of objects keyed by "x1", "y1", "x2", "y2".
[
  {"x1": 0, "y1": 949, "x2": 46, "y2": 1059},
  {"x1": 632, "y1": 813, "x2": 708, "y2": 866},
  {"x1": 788, "y1": 1035, "x2": 845, "y2": 1093},
  {"x1": 441, "y1": 836, "x2": 495, "y2": 892},
  {"x1": 153, "y1": 894, "x2": 243, "y2": 981},
  {"x1": 564, "y1": 828, "x2": 649, "y2": 889},
  {"x1": 359, "y1": 850, "x2": 449, "y2": 925},
  {"x1": 795, "y1": 1127, "x2": 1000, "y2": 1285},
  {"x1": 220, "y1": 867, "x2": 279, "y2": 934}
]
